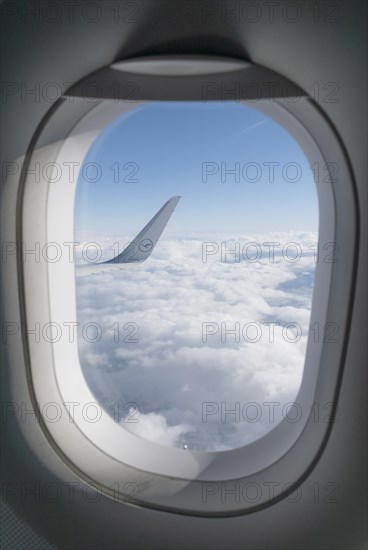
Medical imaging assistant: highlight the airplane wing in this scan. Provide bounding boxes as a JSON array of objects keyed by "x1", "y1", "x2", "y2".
[{"x1": 76, "y1": 196, "x2": 181, "y2": 276}]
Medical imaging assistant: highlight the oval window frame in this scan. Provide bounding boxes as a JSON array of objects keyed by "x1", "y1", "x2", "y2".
[{"x1": 17, "y1": 56, "x2": 358, "y2": 516}]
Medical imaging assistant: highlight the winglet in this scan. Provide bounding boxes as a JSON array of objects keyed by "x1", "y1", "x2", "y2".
[{"x1": 107, "y1": 196, "x2": 181, "y2": 264}]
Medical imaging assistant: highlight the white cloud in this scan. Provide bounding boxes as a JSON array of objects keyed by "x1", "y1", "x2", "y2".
[
  {"x1": 76, "y1": 231, "x2": 317, "y2": 451},
  {"x1": 123, "y1": 411, "x2": 192, "y2": 447}
]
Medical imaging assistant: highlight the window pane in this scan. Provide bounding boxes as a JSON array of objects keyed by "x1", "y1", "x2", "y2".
[{"x1": 74, "y1": 101, "x2": 318, "y2": 451}]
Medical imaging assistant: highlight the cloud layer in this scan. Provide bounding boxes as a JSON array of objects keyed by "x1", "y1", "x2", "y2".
[{"x1": 76, "y1": 231, "x2": 317, "y2": 451}]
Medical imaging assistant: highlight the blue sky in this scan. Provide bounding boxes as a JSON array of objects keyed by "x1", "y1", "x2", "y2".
[{"x1": 74, "y1": 101, "x2": 318, "y2": 236}]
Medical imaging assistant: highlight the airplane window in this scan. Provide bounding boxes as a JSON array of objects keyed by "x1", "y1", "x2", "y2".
[{"x1": 74, "y1": 101, "x2": 319, "y2": 452}]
